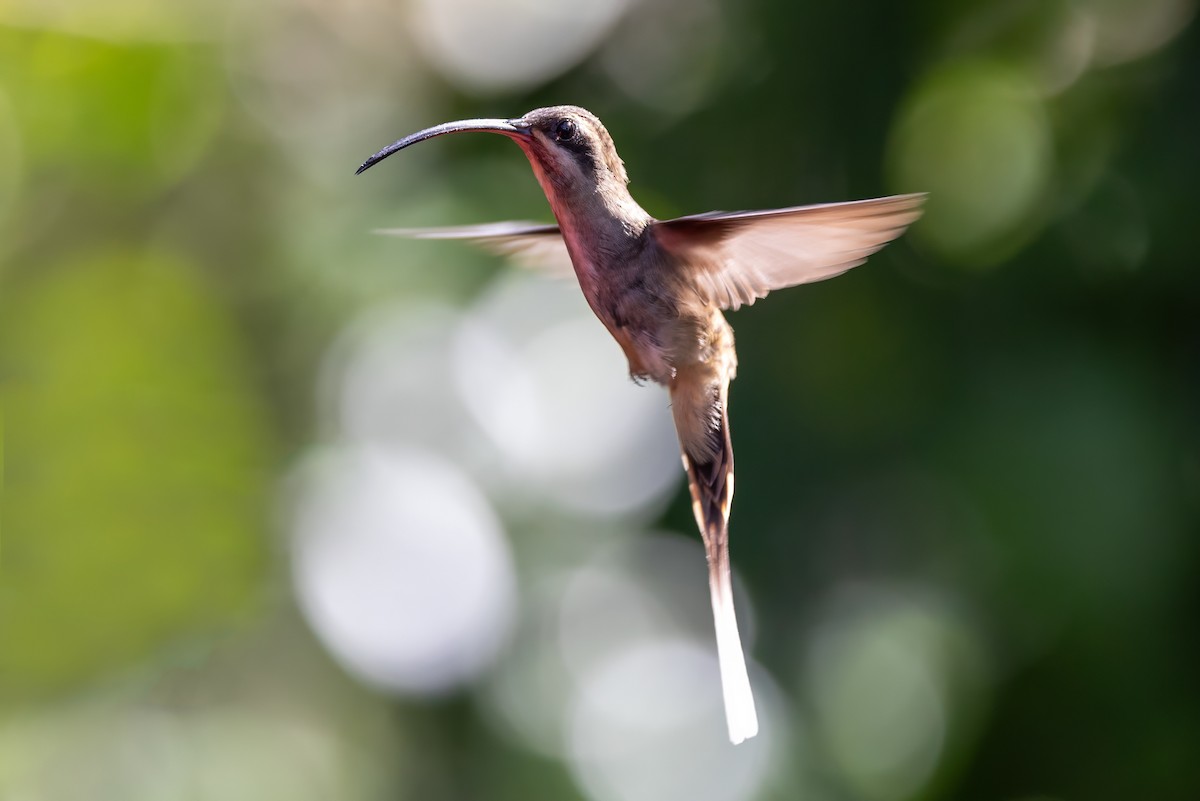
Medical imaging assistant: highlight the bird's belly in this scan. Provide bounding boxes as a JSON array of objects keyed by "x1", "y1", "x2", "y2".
[
  {"x1": 574, "y1": 275, "x2": 676, "y2": 384},
  {"x1": 560, "y1": 229, "x2": 677, "y2": 384}
]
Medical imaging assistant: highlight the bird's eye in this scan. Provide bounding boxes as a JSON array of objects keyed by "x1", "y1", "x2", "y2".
[{"x1": 553, "y1": 119, "x2": 577, "y2": 141}]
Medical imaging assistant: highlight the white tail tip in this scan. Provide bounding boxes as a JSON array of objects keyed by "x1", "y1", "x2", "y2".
[{"x1": 710, "y1": 569, "x2": 759, "y2": 744}]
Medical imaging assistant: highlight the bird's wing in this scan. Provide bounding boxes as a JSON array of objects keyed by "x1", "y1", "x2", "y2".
[
  {"x1": 654, "y1": 193, "x2": 926, "y2": 311},
  {"x1": 374, "y1": 221, "x2": 573, "y2": 277}
]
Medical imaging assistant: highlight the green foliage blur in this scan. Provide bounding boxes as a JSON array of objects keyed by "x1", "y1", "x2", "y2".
[{"x1": 1, "y1": 1, "x2": 1198, "y2": 800}]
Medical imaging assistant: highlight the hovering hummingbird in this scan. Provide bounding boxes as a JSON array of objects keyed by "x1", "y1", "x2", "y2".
[{"x1": 356, "y1": 106, "x2": 924, "y2": 744}]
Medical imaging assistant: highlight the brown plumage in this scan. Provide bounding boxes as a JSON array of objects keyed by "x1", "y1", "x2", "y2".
[{"x1": 358, "y1": 105, "x2": 925, "y2": 744}]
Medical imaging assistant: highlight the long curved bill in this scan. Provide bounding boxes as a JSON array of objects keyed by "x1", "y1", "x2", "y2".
[{"x1": 355, "y1": 118, "x2": 530, "y2": 174}]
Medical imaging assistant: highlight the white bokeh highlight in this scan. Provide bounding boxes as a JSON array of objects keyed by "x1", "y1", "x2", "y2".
[
  {"x1": 456, "y1": 272, "x2": 682, "y2": 516},
  {"x1": 568, "y1": 640, "x2": 777, "y2": 801},
  {"x1": 556, "y1": 562, "x2": 676, "y2": 681},
  {"x1": 326, "y1": 304, "x2": 475, "y2": 457},
  {"x1": 410, "y1": 0, "x2": 635, "y2": 92},
  {"x1": 290, "y1": 446, "x2": 516, "y2": 695}
]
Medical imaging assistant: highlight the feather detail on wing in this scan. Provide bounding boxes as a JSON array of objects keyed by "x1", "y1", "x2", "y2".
[
  {"x1": 654, "y1": 193, "x2": 926, "y2": 311},
  {"x1": 374, "y1": 221, "x2": 573, "y2": 277}
]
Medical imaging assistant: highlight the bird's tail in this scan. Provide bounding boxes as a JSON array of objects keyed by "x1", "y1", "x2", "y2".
[{"x1": 672, "y1": 376, "x2": 759, "y2": 744}]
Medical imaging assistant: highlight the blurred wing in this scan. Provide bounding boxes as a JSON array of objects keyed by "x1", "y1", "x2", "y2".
[
  {"x1": 655, "y1": 193, "x2": 926, "y2": 310},
  {"x1": 375, "y1": 221, "x2": 573, "y2": 277}
]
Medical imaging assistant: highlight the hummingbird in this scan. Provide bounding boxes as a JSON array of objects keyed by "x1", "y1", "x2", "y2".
[{"x1": 356, "y1": 105, "x2": 924, "y2": 745}]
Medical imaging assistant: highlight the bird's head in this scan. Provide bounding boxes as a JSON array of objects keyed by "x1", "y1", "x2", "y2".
[
  {"x1": 357, "y1": 106, "x2": 633, "y2": 221},
  {"x1": 506, "y1": 106, "x2": 629, "y2": 190}
]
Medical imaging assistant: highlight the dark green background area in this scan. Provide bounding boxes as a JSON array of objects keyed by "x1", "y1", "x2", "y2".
[{"x1": 1, "y1": 1, "x2": 1197, "y2": 800}]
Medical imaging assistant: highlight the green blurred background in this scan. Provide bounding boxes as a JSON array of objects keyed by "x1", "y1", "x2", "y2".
[{"x1": 2, "y1": 0, "x2": 1198, "y2": 799}]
